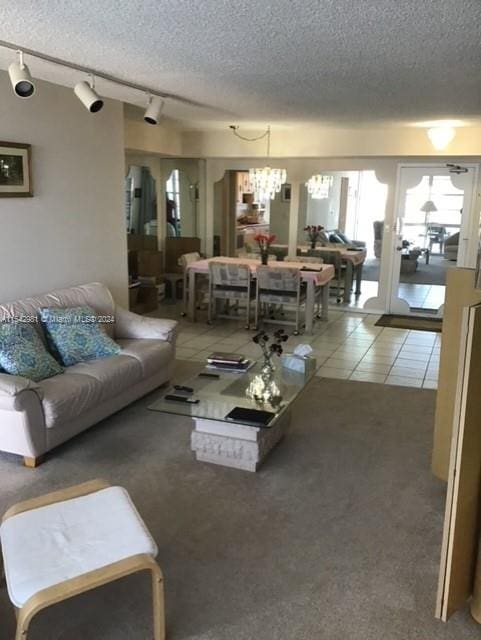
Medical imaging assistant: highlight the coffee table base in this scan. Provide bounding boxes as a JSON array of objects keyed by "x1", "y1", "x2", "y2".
[{"x1": 191, "y1": 410, "x2": 291, "y2": 472}]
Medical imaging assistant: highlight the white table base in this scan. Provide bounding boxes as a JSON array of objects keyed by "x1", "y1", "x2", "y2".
[{"x1": 191, "y1": 411, "x2": 291, "y2": 472}]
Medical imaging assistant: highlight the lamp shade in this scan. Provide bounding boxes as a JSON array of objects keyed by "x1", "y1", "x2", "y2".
[{"x1": 420, "y1": 200, "x2": 437, "y2": 213}]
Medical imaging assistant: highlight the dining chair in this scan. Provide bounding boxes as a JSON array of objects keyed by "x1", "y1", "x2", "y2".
[
  {"x1": 309, "y1": 249, "x2": 344, "y2": 303},
  {"x1": 254, "y1": 266, "x2": 306, "y2": 335},
  {"x1": 208, "y1": 261, "x2": 254, "y2": 329},
  {"x1": 288, "y1": 256, "x2": 326, "y2": 318},
  {"x1": 179, "y1": 252, "x2": 207, "y2": 316}
]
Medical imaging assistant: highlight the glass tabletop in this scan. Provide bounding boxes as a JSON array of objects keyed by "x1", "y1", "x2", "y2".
[{"x1": 148, "y1": 362, "x2": 312, "y2": 427}]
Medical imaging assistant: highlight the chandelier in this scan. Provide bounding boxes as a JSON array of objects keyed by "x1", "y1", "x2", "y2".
[
  {"x1": 306, "y1": 174, "x2": 333, "y2": 199},
  {"x1": 230, "y1": 125, "x2": 287, "y2": 200},
  {"x1": 249, "y1": 166, "x2": 287, "y2": 201}
]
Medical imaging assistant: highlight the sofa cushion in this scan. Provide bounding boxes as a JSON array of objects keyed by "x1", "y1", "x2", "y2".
[
  {"x1": 64, "y1": 355, "x2": 143, "y2": 402},
  {"x1": 38, "y1": 373, "x2": 104, "y2": 428},
  {"x1": 40, "y1": 306, "x2": 120, "y2": 366},
  {"x1": 0, "y1": 322, "x2": 63, "y2": 382},
  {"x1": 117, "y1": 339, "x2": 174, "y2": 378}
]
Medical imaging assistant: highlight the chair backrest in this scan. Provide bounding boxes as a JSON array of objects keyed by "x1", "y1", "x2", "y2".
[
  {"x1": 289, "y1": 256, "x2": 323, "y2": 264},
  {"x1": 178, "y1": 252, "x2": 201, "y2": 269},
  {"x1": 238, "y1": 252, "x2": 280, "y2": 262},
  {"x1": 257, "y1": 266, "x2": 300, "y2": 294},
  {"x1": 209, "y1": 262, "x2": 251, "y2": 288},
  {"x1": 373, "y1": 220, "x2": 383, "y2": 240},
  {"x1": 310, "y1": 249, "x2": 341, "y2": 269}
]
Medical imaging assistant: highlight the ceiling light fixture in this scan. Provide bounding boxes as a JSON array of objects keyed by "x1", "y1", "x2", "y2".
[
  {"x1": 306, "y1": 174, "x2": 333, "y2": 199},
  {"x1": 8, "y1": 50, "x2": 35, "y2": 98},
  {"x1": 230, "y1": 125, "x2": 287, "y2": 200},
  {"x1": 74, "y1": 74, "x2": 104, "y2": 113},
  {"x1": 427, "y1": 126, "x2": 456, "y2": 150},
  {"x1": 144, "y1": 95, "x2": 164, "y2": 125}
]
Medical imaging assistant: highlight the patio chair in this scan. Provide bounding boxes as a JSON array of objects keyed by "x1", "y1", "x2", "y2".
[
  {"x1": 254, "y1": 266, "x2": 306, "y2": 334},
  {"x1": 208, "y1": 261, "x2": 255, "y2": 329}
]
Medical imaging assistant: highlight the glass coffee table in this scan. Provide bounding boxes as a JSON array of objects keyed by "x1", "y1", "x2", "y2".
[{"x1": 148, "y1": 363, "x2": 312, "y2": 472}]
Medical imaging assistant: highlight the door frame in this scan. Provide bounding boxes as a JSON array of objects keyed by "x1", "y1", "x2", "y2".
[{"x1": 387, "y1": 162, "x2": 479, "y2": 316}]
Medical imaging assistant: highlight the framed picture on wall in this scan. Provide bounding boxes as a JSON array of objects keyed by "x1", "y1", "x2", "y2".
[
  {"x1": 281, "y1": 183, "x2": 291, "y2": 202},
  {"x1": 0, "y1": 142, "x2": 32, "y2": 197}
]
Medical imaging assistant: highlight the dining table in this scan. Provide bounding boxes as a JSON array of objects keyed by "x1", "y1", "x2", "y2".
[
  {"x1": 183, "y1": 256, "x2": 335, "y2": 334},
  {"x1": 271, "y1": 243, "x2": 367, "y2": 304}
]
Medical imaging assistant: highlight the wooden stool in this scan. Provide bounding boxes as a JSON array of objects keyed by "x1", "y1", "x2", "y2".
[{"x1": 0, "y1": 479, "x2": 164, "y2": 640}]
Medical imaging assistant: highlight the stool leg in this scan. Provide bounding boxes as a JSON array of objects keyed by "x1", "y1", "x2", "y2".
[
  {"x1": 151, "y1": 564, "x2": 165, "y2": 640},
  {"x1": 15, "y1": 608, "x2": 30, "y2": 640}
]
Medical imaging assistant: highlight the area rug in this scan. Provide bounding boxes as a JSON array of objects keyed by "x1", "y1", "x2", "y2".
[
  {"x1": 362, "y1": 256, "x2": 449, "y2": 286},
  {"x1": 375, "y1": 313, "x2": 442, "y2": 332},
  {"x1": 0, "y1": 361, "x2": 474, "y2": 639}
]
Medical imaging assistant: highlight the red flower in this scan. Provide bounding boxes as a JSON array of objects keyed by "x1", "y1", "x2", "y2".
[{"x1": 254, "y1": 233, "x2": 276, "y2": 249}]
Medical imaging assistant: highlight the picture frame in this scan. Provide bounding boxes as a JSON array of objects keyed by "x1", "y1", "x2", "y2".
[
  {"x1": 281, "y1": 183, "x2": 291, "y2": 202},
  {"x1": 0, "y1": 142, "x2": 33, "y2": 197}
]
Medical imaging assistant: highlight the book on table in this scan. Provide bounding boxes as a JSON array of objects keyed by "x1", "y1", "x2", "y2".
[
  {"x1": 207, "y1": 352, "x2": 245, "y2": 365},
  {"x1": 206, "y1": 352, "x2": 253, "y2": 372}
]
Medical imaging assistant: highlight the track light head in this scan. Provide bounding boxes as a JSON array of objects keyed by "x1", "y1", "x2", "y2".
[
  {"x1": 8, "y1": 51, "x2": 35, "y2": 98},
  {"x1": 74, "y1": 76, "x2": 103, "y2": 113},
  {"x1": 144, "y1": 95, "x2": 164, "y2": 125}
]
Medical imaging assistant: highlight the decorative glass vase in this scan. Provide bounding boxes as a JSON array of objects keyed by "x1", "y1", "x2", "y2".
[
  {"x1": 310, "y1": 239, "x2": 316, "y2": 250},
  {"x1": 246, "y1": 354, "x2": 281, "y2": 405},
  {"x1": 261, "y1": 250, "x2": 268, "y2": 265}
]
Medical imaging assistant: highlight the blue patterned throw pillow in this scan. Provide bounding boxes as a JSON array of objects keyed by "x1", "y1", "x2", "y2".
[
  {"x1": 40, "y1": 306, "x2": 120, "y2": 367},
  {"x1": 0, "y1": 322, "x2": 64, "y2": 382}
]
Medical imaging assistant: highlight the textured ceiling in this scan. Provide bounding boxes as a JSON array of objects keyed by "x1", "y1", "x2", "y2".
[{"x1": 1, "y1": 0, "x2": 481, "y2": 127}]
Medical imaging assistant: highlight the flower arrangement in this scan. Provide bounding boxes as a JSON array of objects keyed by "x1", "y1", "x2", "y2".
[
  {"x1": 304, "y1": 225, "x2": 324, "y2": 249},
  {"x1": 252, "y1": 329, "x2": 289, "y2": 370},
  {"x1": 247, "y1": 329, "x2": 289, "y2": 404},
  {"x1": 254, "y1": 233, "x2": 276, "y2": 265}
]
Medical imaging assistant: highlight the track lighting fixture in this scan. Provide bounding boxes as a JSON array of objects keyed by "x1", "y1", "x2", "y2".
[
  {"x1": 3, "y1": 41, "x2": 174, "y2": 123},
  {"x1": 8, "y1": 50, "x2": 35, "y2": 98},
  {"x1": 74, "y1": 74, "x2": 103, "y2": 113},
  {"x1": 144, "y1": 95, "x2": 164, "y2": 125}
]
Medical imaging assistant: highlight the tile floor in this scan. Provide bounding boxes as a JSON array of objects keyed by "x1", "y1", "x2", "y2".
[
  {"x1": 349, "y1": 280, "x2": 445, "y2": 312},
  {"x1": 159, "y1": 303, "x2": 440, "y2": 390}
]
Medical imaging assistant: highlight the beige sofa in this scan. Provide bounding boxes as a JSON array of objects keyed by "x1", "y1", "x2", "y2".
[{"x1": 0, "y1": 282, "x2": 177, "y2": 467}]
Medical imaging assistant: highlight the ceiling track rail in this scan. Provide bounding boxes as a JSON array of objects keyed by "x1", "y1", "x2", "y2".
[{"x1": 0, "y1": 38, "x2": 207, "y2": 108}]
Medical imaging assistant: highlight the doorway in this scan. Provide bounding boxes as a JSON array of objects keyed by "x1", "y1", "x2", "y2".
[{"x1": 389, "y1": 164, "x2": 478, "y2": 316}]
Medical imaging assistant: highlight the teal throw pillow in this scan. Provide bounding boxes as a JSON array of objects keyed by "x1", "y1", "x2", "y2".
[
  {"x1": 40, "y1": 306, "x2": 120, "y2": 367},
  {"x1": 0, "y1": 322, "x2": 64, "y2": 382}
]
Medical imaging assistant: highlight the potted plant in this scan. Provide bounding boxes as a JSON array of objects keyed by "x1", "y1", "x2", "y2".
[
  {"x1": 304, "y1": 225, "x2": 324, "y2": 250},
  {"x1": 254, "y1": 233, "x2": 276, "y2": 265}
]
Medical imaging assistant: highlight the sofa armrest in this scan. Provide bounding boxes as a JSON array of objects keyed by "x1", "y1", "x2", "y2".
[
  {"x1": 114, "y1": 305, "x2": 178, "y2": 343},
  {"x1": 0, "y1": 374, "x2": 43, "y2": 411}
]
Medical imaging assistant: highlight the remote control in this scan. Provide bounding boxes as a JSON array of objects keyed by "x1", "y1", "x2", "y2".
[
  {"x1": 198, "y1": 372, "x2": 220, "y2": 379},
  {"x1": 165, "y1": 394, "x2": 199, "y2": 404},
  {"x1": 174, "y1": 385, "x2": 194, "y2": 393}
]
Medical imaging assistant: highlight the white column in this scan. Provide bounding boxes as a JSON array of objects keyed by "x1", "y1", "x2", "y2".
[
  {"x1": 287, "y1": 182, "x2": 300, "y2": 258},
  {"x1": 204, "y1": 160, "x2": 214, "y2": 257}
]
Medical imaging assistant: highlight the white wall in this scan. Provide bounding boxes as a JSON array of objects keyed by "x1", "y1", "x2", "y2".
[{"x1": 0, "y1": 73, "x2": 128, "y2": 305}]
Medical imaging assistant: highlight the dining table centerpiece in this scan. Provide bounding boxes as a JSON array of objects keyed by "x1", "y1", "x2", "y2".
[
  {"x1": 304, "y1": 225, "x2": 324, "y2": 250},
  {"x1": 246, "y1": 329, "x2": 288, "y2": 405},
  {"x1": 254, "y1": 233, "x2": 276, "y2": 265}
]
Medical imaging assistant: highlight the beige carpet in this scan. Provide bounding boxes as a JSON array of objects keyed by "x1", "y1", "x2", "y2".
[{"x1": 0, "y1": 361, "x2": 476, "y2": 639}]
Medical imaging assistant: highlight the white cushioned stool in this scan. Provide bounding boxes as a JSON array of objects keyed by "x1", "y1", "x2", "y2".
[{"x1": 0, "y1": 479, "x2": 164, "y2": 640}]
